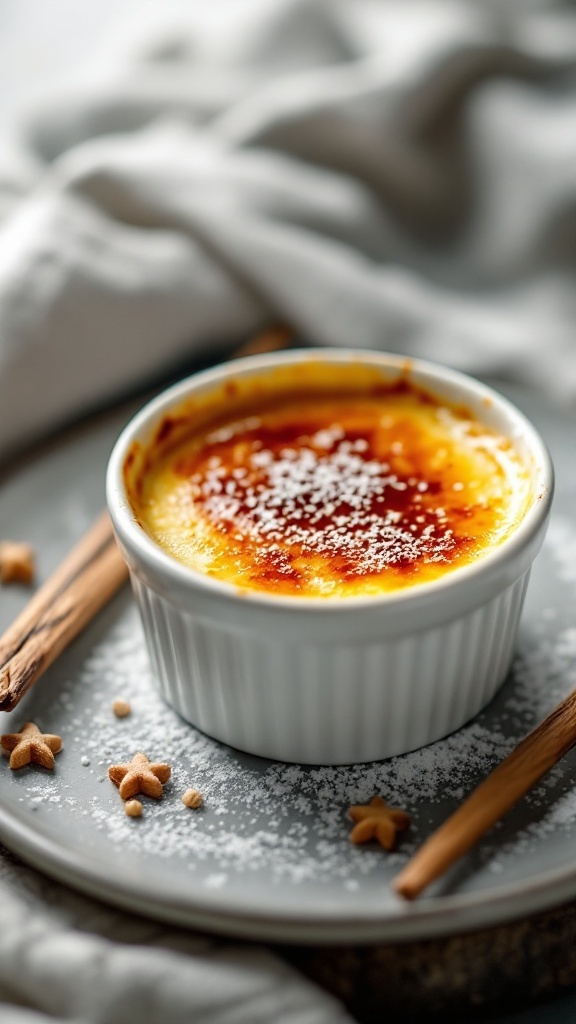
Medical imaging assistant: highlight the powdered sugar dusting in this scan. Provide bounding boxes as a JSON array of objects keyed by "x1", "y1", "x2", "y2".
[{"x1": 198, "y1": 432, "x2": 456, "y2": 576}]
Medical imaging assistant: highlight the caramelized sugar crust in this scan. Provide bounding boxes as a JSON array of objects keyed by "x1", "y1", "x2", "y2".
[{"x1": 133, "y1": 388, "x2": 529, "y2": 598}]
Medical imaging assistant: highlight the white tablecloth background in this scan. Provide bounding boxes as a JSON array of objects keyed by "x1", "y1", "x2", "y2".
[{"x1": 1, "y1": 2, "x2": 576, "y2": 1021}]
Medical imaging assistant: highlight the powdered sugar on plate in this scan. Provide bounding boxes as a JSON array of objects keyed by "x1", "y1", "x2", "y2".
[
  {"x1": 5, "y1": 505, "x2": 576, "y2": 901},
  {"x1": 0, "y1": 387, "x2": 573, "y2": 941}
]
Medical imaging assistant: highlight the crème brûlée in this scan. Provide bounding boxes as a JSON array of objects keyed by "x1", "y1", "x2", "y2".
[{"x1": 128, "y1": 378, "x2": 531, "y2": 599}]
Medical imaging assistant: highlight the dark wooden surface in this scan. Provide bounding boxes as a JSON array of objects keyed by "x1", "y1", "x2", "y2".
[{"x1": 280, "y1": 899, "x2": 576, "y2": 1023}]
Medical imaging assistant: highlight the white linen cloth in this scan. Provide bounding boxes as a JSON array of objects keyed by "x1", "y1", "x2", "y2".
[
  {"x1": 2, "y1": 0, "x2": 576, "y2": 464},
  {"x1": 1, "y1": 1, "x2": 576, "y2": 1022},
  {"x1": 0, "y1": 847, "x2": 349, "y2": 1024}
]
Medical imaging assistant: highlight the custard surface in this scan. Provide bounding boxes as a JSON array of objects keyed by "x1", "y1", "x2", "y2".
[{"x1": 133, "y1": 389, "x2": 530, "y2": 598}]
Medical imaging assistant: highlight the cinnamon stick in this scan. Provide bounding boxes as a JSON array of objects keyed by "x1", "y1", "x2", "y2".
[
  {"x1": 233, "y1": 323, "x2": 294, "y2": 358},
  {"x1": 0, "y1": 512, "x2": 128, "y2": 712},
  {"x1": 394, "y1": 688, "x2": 576, "y2": 900}
]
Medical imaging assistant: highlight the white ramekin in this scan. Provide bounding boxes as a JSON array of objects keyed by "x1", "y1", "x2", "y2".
[{"x1": 106, "y1": 350, "x2": 553, "y2": 765}]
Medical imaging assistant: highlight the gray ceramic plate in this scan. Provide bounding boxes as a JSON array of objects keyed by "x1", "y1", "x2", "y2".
[{"x1": 1, "y1": 383, "x2": 576, "y2": 944}]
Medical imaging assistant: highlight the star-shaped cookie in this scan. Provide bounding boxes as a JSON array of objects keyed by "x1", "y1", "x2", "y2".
[
  {"x1": 1, "y1": 721, "x2": 62, "y2": 770},
  {"x1": 348, "y1": 795, "x2": 410, "y2": 850},
  {"x1": 108, "y1": 752, "x2": 171, "y2": 800}
]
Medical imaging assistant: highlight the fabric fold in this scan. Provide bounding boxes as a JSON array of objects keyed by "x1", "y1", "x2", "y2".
[
  {"x1": 0, "y1": 853, "x2": 351, "y2": 1024},
  {"x1": 2, "y1": 1, "x2": 576, "y2": 464}
]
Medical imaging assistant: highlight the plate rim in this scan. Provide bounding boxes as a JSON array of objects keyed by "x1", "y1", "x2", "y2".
[{"x1": 2, "y1": 795, "x2": 576, "y2": 944}]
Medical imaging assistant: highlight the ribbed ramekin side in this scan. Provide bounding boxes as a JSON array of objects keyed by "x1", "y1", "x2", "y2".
[
  {"x1": 320, "y1": 571, "x2": 529, "y2": 763},
  {"x1": 130, "y1": 572, "x2": 530, "y2": 765}
]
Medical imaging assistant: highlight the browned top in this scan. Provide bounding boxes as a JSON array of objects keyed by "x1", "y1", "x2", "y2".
[{"x1": 132, "y1": 385, "x2": 528, "y2": 598}]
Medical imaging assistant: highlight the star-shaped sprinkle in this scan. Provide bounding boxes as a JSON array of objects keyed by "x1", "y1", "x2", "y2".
[
  {"x1": 1, "y1": 721, "x2": 62, "y2": 770},
  {"x1": 348, "y1": 795, "x2": 410, "y2": 850},
  {"x1": 108, "y1": 752, "x2": 171, "y2": 800}
]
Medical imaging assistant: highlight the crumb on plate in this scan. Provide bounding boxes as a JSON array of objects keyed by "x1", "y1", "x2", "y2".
[
  {"x1": 112, "y1": 698, "x2": 132, "y2": 718},
  {"x1": 182, "y1": 788, "x2": 203, "y2": 809}
]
